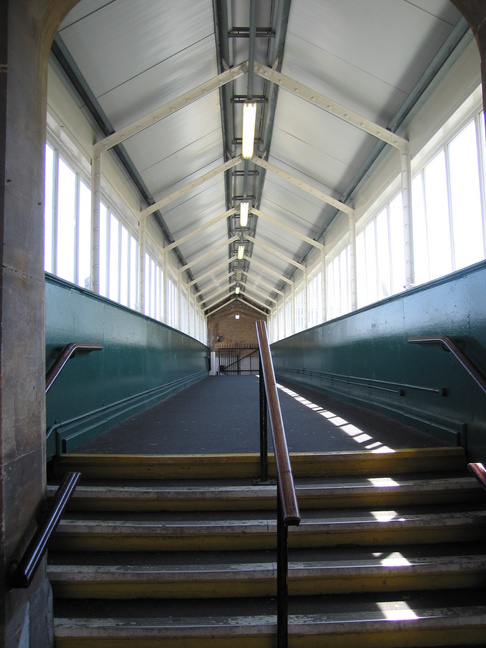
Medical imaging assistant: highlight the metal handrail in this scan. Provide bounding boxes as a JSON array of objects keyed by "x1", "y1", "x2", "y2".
[
  {"x1": 468, "y1": 462, "x2": 486, "y2": 490},
  {"x1": 8, "y1": 471, "x2": 81, "y2": 588},
  {"x1": 46, "y1": 342, "x2": 102, "y2": 393},
  {"x1": 408, "y1": 336, "x2": 486, "y2": 396},
  {"x1": 256, "y1": 320, "x2": 300, "y2": 647}
]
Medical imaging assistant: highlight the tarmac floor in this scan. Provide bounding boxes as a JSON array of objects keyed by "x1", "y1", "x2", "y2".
[{"x1": 76, "y1": 375, "x2": 447, "y2": 455}]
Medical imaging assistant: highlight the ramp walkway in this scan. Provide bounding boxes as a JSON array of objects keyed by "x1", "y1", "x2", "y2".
[{"x1": 76, "y1": 375, "x2": 446, "y2": 455}]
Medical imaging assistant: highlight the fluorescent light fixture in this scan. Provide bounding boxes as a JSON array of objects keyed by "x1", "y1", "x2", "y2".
[
  {"x1": 235, "y1": 313, "x2": 240, "y2": 319},
  {"x1": 237, "y1": 244, "x2": 245, "y2": 260},
  {"x1": 240, "y1": 201, "x2": 249, "y2": 227},
  {"x1": 235, "y1": 286, "x2": 240, "y2": 295},
  {"x1": 242, "y1": 102, "x2": 257, "y2": 159}
]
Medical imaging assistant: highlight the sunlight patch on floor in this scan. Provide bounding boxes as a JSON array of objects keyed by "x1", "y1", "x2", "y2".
[{"x1": 276, "y1": 382, "x2": 395, "y2": 453}]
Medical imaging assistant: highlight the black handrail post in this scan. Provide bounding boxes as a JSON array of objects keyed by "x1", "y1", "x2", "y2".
[
  {"x1": 259, "y1": 351, "x2": 268, "y2": 482},
  {"x1": 277, "y1": 481, "x2": 289, "y2": 647}
]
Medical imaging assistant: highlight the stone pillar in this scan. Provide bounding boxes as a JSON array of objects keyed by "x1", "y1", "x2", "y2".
[{"x1": 0, "y1": 2, "x2": 78, "y2": 646}]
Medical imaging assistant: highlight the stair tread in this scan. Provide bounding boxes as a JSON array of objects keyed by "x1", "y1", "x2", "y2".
[{"x1": 49, "y1": 552, "x2": 486, "y2": 579}]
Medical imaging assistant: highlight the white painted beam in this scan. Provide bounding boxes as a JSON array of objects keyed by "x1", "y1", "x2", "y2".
[
  {"x1": 252, "y1": 157, "x2": 354, "y2": 216},
  {"x1": 94, "y1": 62, "x2": 249, "y2": 154},
  {"x1": 254, "y1": 61, "x2": 408, "y2": 152},
  {"x1": 246, "y1": 256, "x2": 293, "y2": 285},
  {"x1": 251, "y1": 207, "x2": 324, "y2": 250},
  {"x1": 187, "y1": 256, "x2": 237, "y2": 287},
  {"x1": 165, "y1": 208, "x2": 236, "y2": 252},
  {"x1": 246, "y1": 234, "x2": 305, "y2": 270},
  {"x1": 141, "y1": 157, "x2": 242, "y2": 220},
  {"x1": 179, "y1": 235, "x2": 238, "y2": 273}
]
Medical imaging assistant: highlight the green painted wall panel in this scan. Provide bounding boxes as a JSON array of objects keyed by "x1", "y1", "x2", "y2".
[
  {"x1": 45, "y1": 275, "x2": 208, "y2": 458},
  {"x1": 272, "y1": 261, "x2": 486, "y2": 461}
]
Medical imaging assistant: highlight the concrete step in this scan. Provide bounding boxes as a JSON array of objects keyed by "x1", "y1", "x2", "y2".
[
  {"x1": 52, "y1": 591, "x2": 486, "y2": 647},
  {"x1": 51, "y1": 447, "x2": 467, "y2": 480},
  {"x1": 48, "y1": 474, "x2": 484, "y2": 512},
  {"x1": 49, "y1": 506, "x2": 486, "y2": 552},
  {"x1": 48, "y1": 546, "x2": 486, "y2": 599}
]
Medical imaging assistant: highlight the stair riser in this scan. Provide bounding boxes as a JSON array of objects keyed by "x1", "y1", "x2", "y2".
[
  {"x1": 52, "y1": 624, "x2": 486, "y2": 648},
  {"x1": 65, "y1": 489, "x2": 485, "y2": 512},
  {"x1": 50, "y1": 525, "x2": 486, "y2": 552},
  {"x1": 50, "y1": 570, "x2": 486, "y2": 600}
]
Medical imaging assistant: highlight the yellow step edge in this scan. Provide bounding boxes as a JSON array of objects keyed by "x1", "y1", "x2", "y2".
[{"x1": 53, "y1": 447, "x2": 466, "y2": 480}]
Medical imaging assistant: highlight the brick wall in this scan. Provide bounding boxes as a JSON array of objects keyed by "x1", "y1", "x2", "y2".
[{"x1": 207, "y1": 302, "x2": 265, "y2": 351}]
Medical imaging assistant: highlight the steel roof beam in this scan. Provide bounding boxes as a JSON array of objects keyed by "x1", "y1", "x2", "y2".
[
  {"x1": 245, "y1": 234, "x2": 304, "y2": 270},
  {"x1": 252, "y1": 157, "x2": 354, "y2": 216},
  {"x1": 245, "y1": 255, "x2": 293, "y2": 285},
  {"x1": 241, "y1": 270, "x2": 284, "y2": 296},
  {"x1": 94, "y1": 62, "x2": 249, "y2": 155},
  {"x1": 187, "y1": 256, "x2": 237, "y2": 288},
  {"x1": 250, "y1": 207, "x2": 324, "y2": 250},
  {"x1": 203, "y1": 283, "x2": 238, "y2": 310},
  {"x1": 254, "y1": 61, "x2": 409, "y2": 152},
  {"x1": 164, "y1": 208, "x2": 236, "y2": 253},
  {"x1": 141, "y1": 157, "x2": 242, "y2": 219},
  {"x1": 179, "y1": 236, "x2": 238, "y2": 274},
  {"x1": 232, "y1": 288, "x2": 270, "y2": 310}
]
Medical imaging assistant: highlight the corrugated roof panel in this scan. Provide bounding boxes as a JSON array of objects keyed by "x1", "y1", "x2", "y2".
[{"x1": 58, "y1": 0, "x2": 215, "y2": 99}]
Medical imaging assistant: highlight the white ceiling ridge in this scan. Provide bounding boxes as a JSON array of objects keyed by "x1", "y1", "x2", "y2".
[
  {"x1": 252, "y1": 156, "x2": 355, "y2": 216},
  {"x1": 187, "y1": 256, "x2": 237, "y2": 288},
  {"x1": 140, "y1": 157, "x2": 243, "y2": 219},
  {"x1": 253, "y1": 61, "x2": 409, "y2": 153},
  {"x1": 245, "y1": 234, "x2": 305, "y2": 270},
  {"x1": 179, "y1": 235, "x2": 238, "y2": 273},
  {"x1": 245, "y1": 255, "x2": 294, "y2": 285},
  {"x1": 93, "y1": 61, "x2": 249, "y2": 155},
  {"x1": 164, "y1": 208, "x2": 236, "y2": 252},
  {"x1": 250, "y1": 207, "x2": 324, "y2": 251}
]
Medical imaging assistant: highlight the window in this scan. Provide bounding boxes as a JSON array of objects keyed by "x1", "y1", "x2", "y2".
[
  {"x1": 326, "y1": 246, "x2": 350, "y2": 319},
  {"x1": 307, "y1": 269, "x2": 323, "y2": 327}
]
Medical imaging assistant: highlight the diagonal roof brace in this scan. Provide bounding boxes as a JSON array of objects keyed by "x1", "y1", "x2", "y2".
[
  {"x1": 188, "y1": 256, "x2": 237, "y2": 288},
  {"x1": 94, "y1": 61, "x2": 249, "y2": 155},
  {"x1": 141, "y1": 157, "x2": 243, "y2": 220},
  {"x1": 179, "y1": 236, "x2": 238, "y2": 274},
  {"x1": 252, "y1": 157, "x2": 355, "y2": 216},
  {"x1": 250, "y1": 207, "x2": 324, "y2": 250},
  {"x1": 254, "y1": 61, "x2": 409, "y2": 152},
  {"x1": 164, "y1": 208, "x2": 236, "y2": 252},
  {"x1": 246, "y1": 255, "x2": 294, "y2": 285},
  {"x1": 246, "y1": 234, "x2": 305, "y2": 270}
]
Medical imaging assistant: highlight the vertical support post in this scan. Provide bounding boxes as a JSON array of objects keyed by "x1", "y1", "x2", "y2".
[
  {"x1": 259, "y1": 353, "x2": 268, "y2": 483},
  {"x1": 303, "y1": 268, "x2": 308, "y2": 330},
  {"x1": 321, "y1": 248, "x2": 326, "y2": 322},
  {"x1": 91, "y1": 151, "x2": 101, "y2": 294},
  {"x1": 277, "y1": 483, "x2": 289, "y2": 648},
  {"x1": 139, "y1": 214, "x2": 146, "y2": 314},
  {"x1": 349, "y1": 212, "x2": 357, "y2": 311},
  {"x1": 401, "y1": 147, "x2": 414, "y2": 288}
]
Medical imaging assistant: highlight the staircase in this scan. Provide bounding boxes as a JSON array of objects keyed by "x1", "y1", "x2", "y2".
[{"x1": 48, "y1": 447, "x2": 486, "y2": 647}]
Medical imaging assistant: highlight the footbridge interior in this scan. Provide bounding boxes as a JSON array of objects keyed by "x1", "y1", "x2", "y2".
[{"x1": 4, "y1": 1, "x2": 486, "y2": 647}]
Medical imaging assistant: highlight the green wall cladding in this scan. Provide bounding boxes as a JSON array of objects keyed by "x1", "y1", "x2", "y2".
[
  {"x1": 45, "y1": 274, "x2": 209, "y2": 459},
  {"x1": 271, "y1": 261, "x2": 486, "y2": 462}
]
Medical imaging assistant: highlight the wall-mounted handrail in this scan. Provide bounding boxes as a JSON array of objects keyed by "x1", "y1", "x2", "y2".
[
  {"x1": 46, "y1": 343, "x2": 102, "y2": 393},
  {"x1": 8, "y1": 471, "x2": 81, "y2": 588},
  {"x1": 256, "y1": 320, "x2": 300, "y2": 648},
  {"x1": 408, "y1": 336, "x2": 486, "y2": 396}
]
